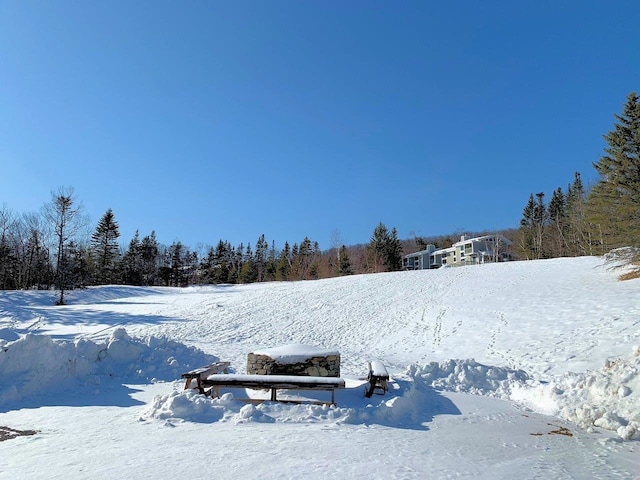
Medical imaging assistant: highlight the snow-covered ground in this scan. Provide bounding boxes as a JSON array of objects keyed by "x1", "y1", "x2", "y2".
[{"x1": 0, "y1": 256, "x2": 639, "y2": 479}]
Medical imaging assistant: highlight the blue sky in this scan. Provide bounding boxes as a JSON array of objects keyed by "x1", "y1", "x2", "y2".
[{"x1": 1, "y1": 2, "x2": 639, "y2": 251}]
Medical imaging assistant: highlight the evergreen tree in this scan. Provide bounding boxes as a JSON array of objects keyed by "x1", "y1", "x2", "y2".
[
  {"x1": 91, "y1": 208, "x2": 121, "y2": 284},
  {"x1": 239, "y1": 244, "x2": 257, "y2": 283},
  {"x1": 140, "y1": 232, "x2": 159, "y2": 286},
  {"x1": 291, "y1": 236, "x2": 315, "y2": 279},
  {"x1": 225, "y1": 243, "x2": 244, "y2": 284},
  {"x1": 276, "y1": 242, "x2": 291, "y2": 281},
  {"x1": 517, "y1": 194, "x2": 537, "y2": 260},
  {"x1": 566, "y1": 172, "x2": 591, "y2": 256},
  {"x1": 387, "y1": 227, "x2": 403, "y2": 271},
  {"x1": 122, "y1": 230, "x2": 143, "y2": 285},
  {"x1": 587, "y1": 91, "x2": 640, "y2": 251},
  {"x1": 265, "y1": 240, "x2": 278, "y2": 282},
  {"x1": 218, "y1": 240, "x2": 233, "y2": 283},
  {"x1": 337, "y1": 245, "x2": 353, "y2": 276},
  {"x1": 533, "y1": 192, "x2": 547, "y2": 259},
  {"x1": 366, "y1": 222, "x2": 402, "y2": 272},
  {"x1": 254, "y1": 234, "x2": 268, "y2": 282},
  {"x1": 367, "y1": 222, "x2": 389, "y2": 273},
  {"x1": 547, "y1": 187, "x2": 567, "y2": 257},
  {"x1": 167, "y1": 241, "x2": 190, "y2": 286},
  {"x1": 22, "y1": 218, "x2": 51, "y2": 289}
]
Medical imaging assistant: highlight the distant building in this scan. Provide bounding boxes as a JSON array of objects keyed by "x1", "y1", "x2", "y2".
[{"x1": 403, "y1": 234, "x2": 512, "y2": 270}]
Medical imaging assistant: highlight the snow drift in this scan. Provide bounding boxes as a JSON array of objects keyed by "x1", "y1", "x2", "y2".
[
  {"x1": 0, "y1": 328, "x2": 215, "y2": 405},
  {"x1": 2, "y1": 318, "x2": 640, "y2": 438}
]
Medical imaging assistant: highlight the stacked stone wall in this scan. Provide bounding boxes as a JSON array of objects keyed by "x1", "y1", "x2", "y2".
[{"x1": 247, "y1": 353, "x2": 340, "y2": 377}]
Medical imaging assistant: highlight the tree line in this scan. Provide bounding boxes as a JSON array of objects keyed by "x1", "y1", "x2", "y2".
[
  {"x1": 2, "y1": 91, "x2": 639, "y2": 301},
  {"x1": 514, "y1": 91, "x2": 640, "y2": 264},
  {"x1": 0, "y1": 188, "x2": 407, "y2": 303}
]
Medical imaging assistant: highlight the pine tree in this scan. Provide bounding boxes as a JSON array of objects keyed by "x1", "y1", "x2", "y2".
[
  {"x1": 292, "y1": 236, "x2": 315, "y2": 279},
  {"x1": 565, "y1": 172, "x2": 591, "y2": 256},
  {"x1": 367, "y1": 222, "x2": 403, "y2": 272},
  {"x1": 367, "y1": 222, "x2": 389, "y2": 273},
  {"x1": 254, "y1": 234, "x2": 268, "y2": 282},
  {"x1": 276, "y1": 242, "x2": 291, "y2": 281},
  {"x1": 91, "y1": 208, "x2": 121, "y2": 284},
  {"x1": 533, "y1": 192, "x2": 547, "y2": 259},
  {"x1": 386, "y1": 227, "x2": 403, "y2": 271},
  {"x1": 547, "y1": 187, "x2": 567, "y2": 257},
  {"x1": 517, "y1": 194, "x2": 537, "y2": 260},
  {"x1": 337, "y1": 245, "x2": 353, "y2": 276},
  {"x1": 23, "y1": 220, "x2": 51, "y2": 289},
  {"x1": 122, "y1": 230, "x2": 143, "y2": 285},
  {"x1": 140, "y1": 231, "x2": 159, "y2": 286},
  {"x1": 587, "y1": 92, "x2": 640, "y2": 251},
  {"x1": 265, "y1": 240, "x2": 278, "y2": 282},
  {"x1": 239, "y1": 244, "x2": 256, "y2": 283}
]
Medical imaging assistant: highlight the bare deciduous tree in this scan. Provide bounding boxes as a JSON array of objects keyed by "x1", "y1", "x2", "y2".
[{"x1": 43, "y1": 187, "x2": 87, "y2": 305}]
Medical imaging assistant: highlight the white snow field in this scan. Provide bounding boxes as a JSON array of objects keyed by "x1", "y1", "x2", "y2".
[{"x1": 0, "y1": 256, "x2": 639, "y2": 479}]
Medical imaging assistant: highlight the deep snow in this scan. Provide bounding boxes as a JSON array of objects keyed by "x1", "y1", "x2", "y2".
[{"x1": 0, "y1": 256, "x2": 639, "y2": 479}]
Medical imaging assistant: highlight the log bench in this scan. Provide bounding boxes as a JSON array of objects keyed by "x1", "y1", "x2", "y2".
[
  {"x1": 202, "y1": 374, "x2": 346, "y2": 406},
  {"x1": 181, "y1": 361, "x2": 231, "y2": 394},
  {"x1": 365, "y1": 360, "x2": 389, "y2": 398}
]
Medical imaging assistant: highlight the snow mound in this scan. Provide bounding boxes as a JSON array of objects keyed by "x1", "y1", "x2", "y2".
[
  {"x1": 0, "y1": 328, "x2": 216, "y2": 406},
  {"x1": 140, "y1": 385, "x2": 429, "y2": 428},
  {"x1": 142, "y1": 389, "x2": 234, "y2": 423},
  {"x1": 512, "y1": 346, "x2": 640, "y2": 440},
  {"x1": 141, "y1": 359, "x2": 524, "y2": 429},
  {"x1": 408, "y1": 358, "x2": 530, "y2": 397}
]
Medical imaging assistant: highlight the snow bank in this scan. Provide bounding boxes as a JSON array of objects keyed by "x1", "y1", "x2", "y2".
[
  {"x1": 141, "y1": 355, "x2": 640, "y2": 441},
  {"x1": 141, "y1": 388, "x2": 347, "y2": 425},
  {"x1": 512, "y1": 346, "x2": 640, "y2": 440},
  {"x1": 141, "y1": 359, "x2": 529, "y2": 429},
  {"x1": 408, "y1": 358, "x2": 529, "y2": 397},
  {"x1": 0, "y1": 328, "x2": 216, "y2": 406}
]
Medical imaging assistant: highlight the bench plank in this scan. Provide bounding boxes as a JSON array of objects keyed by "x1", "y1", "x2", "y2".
[{"x1": 202, "y1": 374, "x2": 345, "y2": 406}]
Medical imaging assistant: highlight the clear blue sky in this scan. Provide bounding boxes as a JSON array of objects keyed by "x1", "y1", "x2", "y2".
[{"x1": 1, "y1": 1, "x2": 639, "y2": 251}]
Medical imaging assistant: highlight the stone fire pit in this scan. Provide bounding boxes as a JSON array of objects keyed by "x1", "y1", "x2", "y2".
[{"x1": 247, "y1": 344, "x2": 340, "y2": 377}]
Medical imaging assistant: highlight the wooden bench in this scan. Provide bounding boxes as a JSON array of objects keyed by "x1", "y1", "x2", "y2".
[
  {"x1": 202, "y1": 374, "x2": 346, "y2": 406},
  {"x1": 365, "y1": 360, "x2": 389, "y2": 398},
  {"x1": 181, "y1": 361, "x2": 231, "y2": 394}
]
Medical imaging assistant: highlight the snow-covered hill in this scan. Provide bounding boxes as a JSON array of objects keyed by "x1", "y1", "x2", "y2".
[{"x1": 0, "y1": 256, "x2": 638, "y2": 479}]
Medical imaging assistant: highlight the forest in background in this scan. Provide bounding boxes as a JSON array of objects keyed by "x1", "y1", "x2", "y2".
[{"x1": 1, "y1": 91, "x2": 639, "y2": 303}]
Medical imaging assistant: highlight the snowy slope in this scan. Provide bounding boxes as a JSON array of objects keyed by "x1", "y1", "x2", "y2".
[{"x1": 0, "y1": 256, "x2": 639, "y2": 479}]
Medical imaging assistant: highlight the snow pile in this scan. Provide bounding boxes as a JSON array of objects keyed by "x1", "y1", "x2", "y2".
[
  {"x1": 141, "y1": 354, "x2": 639, "y2": 440},
  {"x1": 0, "y1": 328, "x2": 216, "y2": 405},
  {"x1": 141, "y1": 388, "x2": 346, "y2": 425},
  {"x1": 512, "y1": 346, "x2": 640, "y2": 440},
  {"x1": 408, "y1": 358, "x2": 529, "y2": 398},
  {"x1": 141, "y1": 359, "x2": 528, "y2": 429}
]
